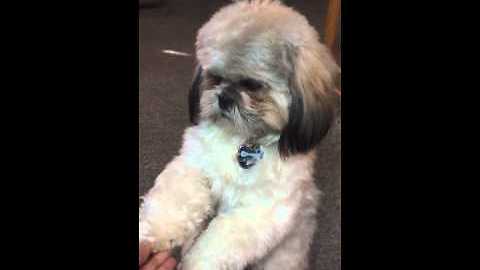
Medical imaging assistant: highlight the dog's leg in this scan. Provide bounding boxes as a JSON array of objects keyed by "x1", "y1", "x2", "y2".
[
  {"x1": 139, "y1": 156, "x2": 214, "y2": 252},
  {"x1": 252, "y1": 215, "x2": 317, "y2": 270},
  {"x1": 252, "y1": 184, "x2": 320, "y2": 270},
  {"x1": 180, "y1": 191, "x2": 303, "y2": 270}
]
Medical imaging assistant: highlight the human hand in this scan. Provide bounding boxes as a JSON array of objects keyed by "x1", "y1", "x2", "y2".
[{"x1": 139, "y1": 241, "x2": 177, "y2": 270}]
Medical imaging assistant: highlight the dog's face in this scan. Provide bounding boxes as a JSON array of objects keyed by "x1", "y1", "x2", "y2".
[{"x1": 189, "y1": 0, "x2": 340, "y2": 156}]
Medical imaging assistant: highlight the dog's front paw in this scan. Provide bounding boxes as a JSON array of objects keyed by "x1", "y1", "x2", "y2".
[
  {"x1": 179, "y1": 260, "x2": 211, "y2": 270},
  {"x1": 152, "y1": 238, "x2": 177, "y2": 253},
  {"x1": 180, "y1": 253, "x2": 214, "y2": 270},
  {"x1": 140, "y1": 218, "x2": 191, "y2": 254},
  {"x1": 140, "y1": 220, "x2": 175, "y2": 252}
]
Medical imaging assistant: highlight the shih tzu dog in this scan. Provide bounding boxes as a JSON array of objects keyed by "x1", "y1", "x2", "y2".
[{"x1": 139, "y1": 1, "x2": 340, "y2": 269}]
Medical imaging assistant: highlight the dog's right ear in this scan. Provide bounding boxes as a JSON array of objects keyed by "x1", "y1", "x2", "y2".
[{"x1": 188, "y1": 65, "x2": 203, "y2": 124}]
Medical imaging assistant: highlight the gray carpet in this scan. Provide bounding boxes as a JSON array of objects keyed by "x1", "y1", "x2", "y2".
[{"x1": 139, "y1": 1, "x2": 340, "y2": 269}]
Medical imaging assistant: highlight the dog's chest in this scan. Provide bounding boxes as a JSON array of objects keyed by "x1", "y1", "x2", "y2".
[
  {"x1": 205, "y1": 143, "x2": 266, "y2": 210},
  {"x1": 183, "y1": 123, "x2": 280, "y2": 211}
]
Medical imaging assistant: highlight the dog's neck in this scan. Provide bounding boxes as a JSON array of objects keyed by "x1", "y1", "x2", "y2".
[
  {"x1": 245, "y1": 133, "x2": 280, "y2": 148},
  {"x1": 205, "y1": 118, "x2": 280, "y2": 150},
  {"x1": 212, "y1": 118, "x2": 280, "y2": 148}
]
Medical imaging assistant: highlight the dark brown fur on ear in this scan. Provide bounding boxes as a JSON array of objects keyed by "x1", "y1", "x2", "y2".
[
  {"x1": 279, "y1": 44, "x2": 340, "y2": 157},
  {"x1": 189, "y1": 65, "x2": 203, "y2": 124}
]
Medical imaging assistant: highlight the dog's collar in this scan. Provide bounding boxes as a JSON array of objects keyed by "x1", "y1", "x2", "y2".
[
  {"x1": 237, "y1": 144, "x2": 264, "y2": 169},
  {"x1": 236, "y1": 134, "x2": 279, "y2": 169}
]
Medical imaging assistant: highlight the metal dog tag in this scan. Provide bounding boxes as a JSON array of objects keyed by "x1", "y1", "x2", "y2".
[{"x1": 237, "y1": 144, "x2": 264, "y2": 169}]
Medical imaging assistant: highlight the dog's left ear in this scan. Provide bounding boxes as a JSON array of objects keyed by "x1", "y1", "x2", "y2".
[
  {"x1": 188, "y1": 65, "x2": 203, "y2": 124},
  {"x1": 279, "y1": 44, "x2": 340, "y2": 157}
]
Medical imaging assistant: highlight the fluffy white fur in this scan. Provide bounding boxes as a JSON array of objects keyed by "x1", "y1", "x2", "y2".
[
  {"x1": 140, "y1": 1, "x2": 338, "y2": 269},
  {"x1": 140, "y1": 121, "x2": 320, "y2": 270}
]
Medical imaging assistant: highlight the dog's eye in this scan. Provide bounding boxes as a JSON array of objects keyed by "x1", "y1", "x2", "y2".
[{"x1": 239, "y1": 79, "x2": 263, "y2": 92}]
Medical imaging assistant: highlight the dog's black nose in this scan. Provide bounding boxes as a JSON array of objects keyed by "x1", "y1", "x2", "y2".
[{"x1": 218, "y1": 93, "x2": 234, "y2": 110}]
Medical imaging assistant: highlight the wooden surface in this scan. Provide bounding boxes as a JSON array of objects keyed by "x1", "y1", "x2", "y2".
[
  {"x1": 324, "y1": 0, "x2": 341, "y2": 94},
  {"x1": 324, "y1": 0, "x2": 340, "y2": 50}
]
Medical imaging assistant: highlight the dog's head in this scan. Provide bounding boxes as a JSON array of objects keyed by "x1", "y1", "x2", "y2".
[{"x1": 189, "y1": 0, "x2": 339, "y2": 157}]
